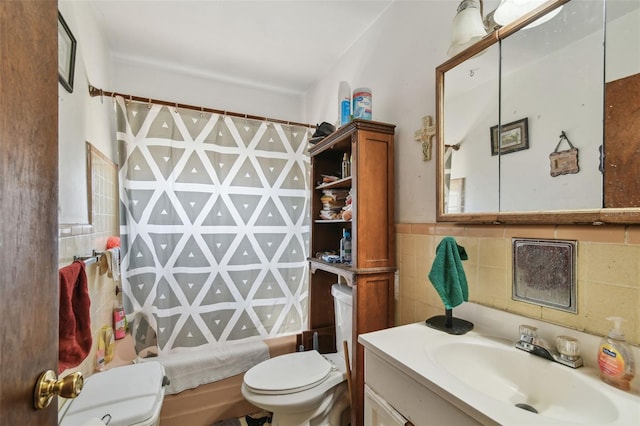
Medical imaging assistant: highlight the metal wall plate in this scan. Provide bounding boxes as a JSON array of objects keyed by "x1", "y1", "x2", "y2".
[{"x1": 512, "y1": 238, "x2": 577, "y2": 313}]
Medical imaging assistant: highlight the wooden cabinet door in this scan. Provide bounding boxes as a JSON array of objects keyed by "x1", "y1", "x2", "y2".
[
  {"x1": 354, "y1": 129, "x2": 395, "y2": 269},
  {"x1": 0, "y1": 2, "x2": 59, "y2": 424}
]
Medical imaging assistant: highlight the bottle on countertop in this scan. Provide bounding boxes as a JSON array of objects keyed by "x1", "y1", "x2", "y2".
[{"x1": 597, "y1": 316, "x2": 636, "y2": 391}]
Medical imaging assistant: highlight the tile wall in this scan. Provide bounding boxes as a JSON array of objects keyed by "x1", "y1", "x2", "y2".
[
  {"x1": 396, "y1": 223, "x2": 640, "y2": 346},
  {"x1": 58, "y1": 144, "x2": 120, "y2": 378}
]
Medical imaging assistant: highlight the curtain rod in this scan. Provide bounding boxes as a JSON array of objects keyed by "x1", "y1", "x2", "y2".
[{"x1": 88, "y1": 85, "x2": 316, "y2": 129}]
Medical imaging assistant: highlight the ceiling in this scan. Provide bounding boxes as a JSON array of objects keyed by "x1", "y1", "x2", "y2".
[{"x1": 88, "y1": 0, "x2": 396, "y2": 94}]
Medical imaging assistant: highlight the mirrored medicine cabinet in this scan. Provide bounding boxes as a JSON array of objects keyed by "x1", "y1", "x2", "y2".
[{"x1": 436, "y1": 0, "x2": 640, "y2": 224}]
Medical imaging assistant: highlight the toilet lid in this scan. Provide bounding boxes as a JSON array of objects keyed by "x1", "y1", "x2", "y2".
[
  {"x1": 59, "y1": 362, "x2": 165, "y2": 426},
  {"x1": 244, "y1": 350, "x2": 333, "y2": 395}
]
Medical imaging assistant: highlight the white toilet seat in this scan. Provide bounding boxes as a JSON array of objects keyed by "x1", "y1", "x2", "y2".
[{"x1": 243, "y1": 350, "x2": 333, "y2": 395}]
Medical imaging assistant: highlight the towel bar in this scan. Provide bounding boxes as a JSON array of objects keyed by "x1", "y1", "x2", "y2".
[{"x1": 73, "y1": 249, "x2": 104, "y2": 265}]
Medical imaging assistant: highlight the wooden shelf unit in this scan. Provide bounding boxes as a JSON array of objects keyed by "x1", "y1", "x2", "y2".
[{"x1": 305, "y1": 119, "x2": 396, "y2": 426}]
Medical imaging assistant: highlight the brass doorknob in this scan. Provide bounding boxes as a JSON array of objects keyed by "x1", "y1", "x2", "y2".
[{"x1": 34, "y1": 370, "x2": 83, "y2": 409}]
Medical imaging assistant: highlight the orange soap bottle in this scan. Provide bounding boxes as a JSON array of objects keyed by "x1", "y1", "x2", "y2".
[{"x1": 597, "y1": 317, "x2": 636, "y2": 391}]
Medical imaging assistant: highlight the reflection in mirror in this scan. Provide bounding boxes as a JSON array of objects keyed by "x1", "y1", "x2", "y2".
[
  {"x1": 604, "y1": 0, "x2": 640, "y2": 207},
  {"x1": 499, "y1": 0, "x2": 604, "y2": 212},
  {"x1": 443, "y1": 43, "x2": 500, "y2": 214},
  {"x1": 438, "y1": 0, "x2": 640, "y2": 223}
]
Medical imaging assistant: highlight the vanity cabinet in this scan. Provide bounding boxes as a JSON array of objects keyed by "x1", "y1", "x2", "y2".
[
  {"x1": 364, "y1": 350, "x2": 481, "y2": 426},
  {"x1": 305, "y1": 119, "x2": 396, "y2": 426}
]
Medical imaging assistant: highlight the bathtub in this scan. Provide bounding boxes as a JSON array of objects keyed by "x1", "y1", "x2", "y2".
[
  {"x1": 106, "y1": 333, "x2": 297, "y2": 425},
  {"x1": 159, "y1": 335, "x2": 297, "y2": 425}
]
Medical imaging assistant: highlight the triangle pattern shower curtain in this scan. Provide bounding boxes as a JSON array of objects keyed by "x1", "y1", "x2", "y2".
[{"x1": 115, "y1": 97, "x2": 311, "y2": 354}]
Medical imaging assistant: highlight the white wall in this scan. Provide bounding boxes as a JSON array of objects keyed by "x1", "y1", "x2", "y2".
[
  {"x1": 61, "y1": 1, "x2": 633, "y2": 224},
  {"x1": 303, "y1": 1, "x2": 455, "y2": 223},
  {"x1": 301, "y1": 0, "x2": 636, "y2": 220},
  {"x1": 606, "y1": 6, "x2": 640, "y2": 82},
  {"x1": 61, "y1": 0, "x2": 457, "y2": 225},
  {"x1": 499, "y1": 26, "x2": 604, "y2": 212},
  {"x1": 58, "y1": 0, "x2": 307, "y2": 224},
  {"x1": 58, "y1": 1, "x2": 114, "y2": 224},
  {"x1": 444, "y1": 46, "x2": 501, "y2": 213},
  {"x1": 111, "y1": 58, "x2": 306, "y2": 122}
]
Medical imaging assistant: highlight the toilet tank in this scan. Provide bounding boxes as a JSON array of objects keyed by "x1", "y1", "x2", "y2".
[{"x1": 331, "y1": 284, "x2": 353, "y2": 367}]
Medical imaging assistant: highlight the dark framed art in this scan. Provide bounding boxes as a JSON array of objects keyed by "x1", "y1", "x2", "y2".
[
  {"x1": 58, "y1": 11, "x2": 77, "y2": 93},
  {"x1": 490, "y1": 117, "x2": 529, "y2": 156}
]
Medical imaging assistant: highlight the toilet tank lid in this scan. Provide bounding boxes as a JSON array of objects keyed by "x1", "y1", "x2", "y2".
[
  {"x1": 59, "y1": 361, "x2": 166, "y2": 426},
  {"x1": 331, "y1": 284, "x2": 353, "y2": 305}
]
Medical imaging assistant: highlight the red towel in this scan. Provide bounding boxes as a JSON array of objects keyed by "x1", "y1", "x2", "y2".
[{"x1": 58, "y1": 261, "x2": 92, "y2": 373}]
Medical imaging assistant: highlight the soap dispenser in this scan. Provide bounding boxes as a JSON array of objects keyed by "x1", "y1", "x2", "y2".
[{"x1": 597, "y1": 317, "x2": 636, "y2": 391}]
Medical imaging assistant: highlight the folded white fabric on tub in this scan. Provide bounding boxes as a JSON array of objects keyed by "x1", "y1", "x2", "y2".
[{"x1": 137, "y1": 339, "x2": 269, "y2": 394}]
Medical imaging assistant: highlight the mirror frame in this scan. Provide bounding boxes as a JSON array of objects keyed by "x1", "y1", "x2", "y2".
[{"x1": 436, "y1": 0, "x2": 640, "y2": 224}]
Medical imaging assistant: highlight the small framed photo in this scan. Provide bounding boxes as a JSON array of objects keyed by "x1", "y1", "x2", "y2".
[
  {"x1": 490, "y1": 118, "x2": 529, "y2": 156},
  {"x1": 58, "y1": 11, "x2": 77, "y2": 93}
]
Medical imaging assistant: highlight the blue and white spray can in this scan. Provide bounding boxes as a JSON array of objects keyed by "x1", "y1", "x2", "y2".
[{"x1": 339, "y1": 81, "x2": 351, "y2": 126}]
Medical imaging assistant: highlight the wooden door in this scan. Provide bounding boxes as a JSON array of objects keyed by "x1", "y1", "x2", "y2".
[
  {"x1": 604, "y1": 73, "x2": 640, "y2": 207},
  {"x1": 0, "y1": 1, "x2": 59, "y2": 424}
]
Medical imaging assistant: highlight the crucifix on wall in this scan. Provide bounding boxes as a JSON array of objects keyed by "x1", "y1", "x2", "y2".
[{"x1": 414, "y1": 115, "x2": 436, "y2": 161}]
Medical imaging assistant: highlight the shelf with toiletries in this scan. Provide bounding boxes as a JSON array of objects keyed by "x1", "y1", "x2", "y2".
[
  {"x1": 306, "y1": 119, "x2": 396, "y2": 426},
  {"x1": 315, "y1": 176, "x2": 352, "y2": 190}
]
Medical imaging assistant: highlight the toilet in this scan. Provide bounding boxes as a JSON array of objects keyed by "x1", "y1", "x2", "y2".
[
  {"x1": 58, "y1": 362, "x2": 167, "y2": 426},
  {"x1": 242, "y1": 284, "x2": 353, "y2": 426}
]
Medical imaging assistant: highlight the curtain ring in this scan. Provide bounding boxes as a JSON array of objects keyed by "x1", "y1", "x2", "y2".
[{"x1": 147, "y1": 98, "x2": 152, "y2": 109}]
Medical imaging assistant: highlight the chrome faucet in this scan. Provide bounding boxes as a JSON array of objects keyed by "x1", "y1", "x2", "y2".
[{"x1": 515, "y1": 325, "x2": 583, "y2": 368}]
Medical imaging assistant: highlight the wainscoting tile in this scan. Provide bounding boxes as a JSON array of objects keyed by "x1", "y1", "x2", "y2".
[{"x1": 556, "y1": 225, "x2": 625, "y2": 243}]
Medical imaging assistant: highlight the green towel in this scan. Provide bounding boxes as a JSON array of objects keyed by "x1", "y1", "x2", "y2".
[{"x1": 428, "y1": 237, "x2": 469, "y2": 309}]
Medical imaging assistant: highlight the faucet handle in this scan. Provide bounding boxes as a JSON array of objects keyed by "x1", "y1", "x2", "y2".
[
  {"x1": 519, "y1": 324, "x2": 538, "y2": 340},
  {"x1": 556, "y1": 335, "x2": 580, "y2": 360}
]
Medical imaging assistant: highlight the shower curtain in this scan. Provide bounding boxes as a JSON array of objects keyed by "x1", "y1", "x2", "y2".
[{"x1": 115, "y1": 97, "x2": 311, "y2": 354}]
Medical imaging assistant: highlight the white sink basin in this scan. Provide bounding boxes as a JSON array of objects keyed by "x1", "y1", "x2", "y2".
[
  {"x1": 426, "y1": 336, "x2": 618, "y2": 424},
  {"x1": 360, "y1": 304, "x2": 640, "y2": 425}
]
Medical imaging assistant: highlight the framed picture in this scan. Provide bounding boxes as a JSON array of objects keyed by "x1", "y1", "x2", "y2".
[
  {"x1": 58, "y1": 11, "x2": 77, "y2": 93},
  {"x1": 490, "y1": 117, "x2": 529, "y2": 156}
]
